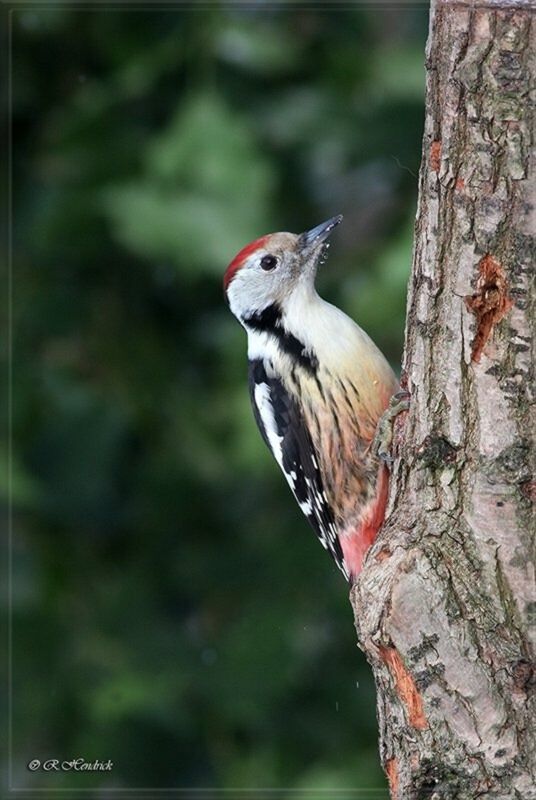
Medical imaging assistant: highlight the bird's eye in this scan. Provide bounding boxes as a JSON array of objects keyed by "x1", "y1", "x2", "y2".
[{"x1": 260, "y1": 254, "x2": 278, "y2": 271}]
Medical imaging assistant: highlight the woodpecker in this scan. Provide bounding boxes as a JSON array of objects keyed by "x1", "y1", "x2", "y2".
[{"x1": 224, "y1": 216, "x2": 399, "y2": 581}]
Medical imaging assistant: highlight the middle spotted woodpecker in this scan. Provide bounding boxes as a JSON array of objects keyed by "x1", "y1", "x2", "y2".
[{"x1": 224, "y1": 216, "x2": 400, "y2": 582}]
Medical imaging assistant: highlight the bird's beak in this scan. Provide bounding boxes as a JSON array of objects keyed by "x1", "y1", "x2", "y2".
[{"x1": 299, "y1": 215, "x2": 343, "y2": 251}]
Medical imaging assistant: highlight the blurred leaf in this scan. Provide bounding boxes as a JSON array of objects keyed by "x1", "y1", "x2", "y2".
[
  {"x1": 217, "y1": 21, "x2": 302, "y2": 75},
  {"x1": 345, "y1": 218, "x2": 414, "y2": 360},
  {"x1": 103, "y1": 95, "x2": 274, "y2": 272},
  {"x1": 0, "y1": 448, "x2": 43, "y2": 507},
  {"x1": 371, "y1": 45, "x2": 425, "y2": 101}
]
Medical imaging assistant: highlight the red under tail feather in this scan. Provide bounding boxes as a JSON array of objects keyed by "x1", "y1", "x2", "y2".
[{"x1": 340, "y1": 464, "x2": 390, "y2": 580}]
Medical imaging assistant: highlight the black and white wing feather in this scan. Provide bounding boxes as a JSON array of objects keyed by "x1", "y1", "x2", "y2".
[{"x1": 248, "y1": 359, "x2": 347, "y2": 578}]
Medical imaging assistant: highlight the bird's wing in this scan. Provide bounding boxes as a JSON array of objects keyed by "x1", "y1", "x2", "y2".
[{"x1": 248, "y1": 359, "x2": 348, "y2": 578}]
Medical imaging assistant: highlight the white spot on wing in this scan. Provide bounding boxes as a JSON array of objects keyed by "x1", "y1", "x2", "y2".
[
  {"x1": 254, "y1": 382, "x2": 284, "y2": 468},
  {"x1": 298, "y1": 498, "x2": 313, "y2": 515}
]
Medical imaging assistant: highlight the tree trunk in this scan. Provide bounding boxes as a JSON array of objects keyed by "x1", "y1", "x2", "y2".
[{"x1": 352, "y1": 1, "x2": 535, "y2": 798}]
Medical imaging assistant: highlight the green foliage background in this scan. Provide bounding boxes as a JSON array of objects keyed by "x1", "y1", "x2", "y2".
[{"x1": 7, "y1": 4, "x2": 426, "y2": 794}]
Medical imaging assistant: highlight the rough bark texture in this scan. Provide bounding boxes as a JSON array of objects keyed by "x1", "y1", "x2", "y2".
[{"x1": 351, "y1": 1, "x2": 535, "y2": 798}]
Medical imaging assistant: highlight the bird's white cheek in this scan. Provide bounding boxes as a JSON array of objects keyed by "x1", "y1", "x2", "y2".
[
  {"x1": 227, "y1": 272, "x2": 275, "y2": 321},
  {"x1": 227, "y1": 280, "x2": 252, "y2": 321}
]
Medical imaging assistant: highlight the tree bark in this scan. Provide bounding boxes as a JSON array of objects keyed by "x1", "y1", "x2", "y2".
[{"x1": 352, "y1": 1, "x2": 535, "y2": 798}]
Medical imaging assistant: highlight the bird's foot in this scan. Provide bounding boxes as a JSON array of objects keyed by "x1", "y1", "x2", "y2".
[{"x1": 373, "y1": 390, "x2": 410, "y2": 464}]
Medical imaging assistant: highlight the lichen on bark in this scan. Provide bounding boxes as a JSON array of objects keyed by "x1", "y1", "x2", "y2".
[{"x1": 351, "y1": 1, "x2": 535, "y2": 798}]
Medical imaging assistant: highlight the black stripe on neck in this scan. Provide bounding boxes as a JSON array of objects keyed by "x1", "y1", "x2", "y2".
[
  {"x1": 244, "y1": 303, "x2": 318, "y2": 375},
  {"x1": 244, "y1": 304, "x2": 282, "y2": 332}
]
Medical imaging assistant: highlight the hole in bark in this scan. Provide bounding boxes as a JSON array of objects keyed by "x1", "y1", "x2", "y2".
[
  {"x1": 520, "y1": 480, "x2": 536, "y2": 502},
  {"x1": 511, "y1": 659, "x2": 533, "y2": 692},
  {"x1": 417, "y1": 436, "x2": 458, "y2": 469},
  {"x1": 464, "y1": 254, "x2": 513, "y2": 363}
]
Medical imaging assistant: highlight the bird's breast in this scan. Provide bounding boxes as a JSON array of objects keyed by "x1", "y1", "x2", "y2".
[{"x1": 286, "y1": 365, "x2": 384, "y2": 528}]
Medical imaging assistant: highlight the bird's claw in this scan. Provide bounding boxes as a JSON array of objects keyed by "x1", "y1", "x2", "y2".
[{"x1": 372, "y1": 390, "x2": 410, "y2": 463}]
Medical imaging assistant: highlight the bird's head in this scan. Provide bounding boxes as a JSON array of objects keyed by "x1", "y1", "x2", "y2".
[{"x1": 224, "y1": 215, "x2": 343, "y2": 323}]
